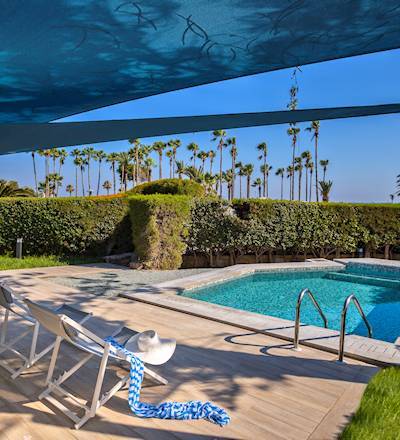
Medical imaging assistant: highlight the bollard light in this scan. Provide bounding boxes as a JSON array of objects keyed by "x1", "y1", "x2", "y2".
[{"x1": 16, "y1": 238, "x2": 23, "y2": 259}]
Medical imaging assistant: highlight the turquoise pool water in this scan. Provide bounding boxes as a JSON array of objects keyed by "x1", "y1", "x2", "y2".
[{"x1": 182, "y1": 265, "x2": 400, "y2": 343}]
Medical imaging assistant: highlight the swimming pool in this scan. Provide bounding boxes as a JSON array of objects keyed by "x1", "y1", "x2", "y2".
[{"x1": 181, "y1": 264, "x2": 400, "y2": 343}]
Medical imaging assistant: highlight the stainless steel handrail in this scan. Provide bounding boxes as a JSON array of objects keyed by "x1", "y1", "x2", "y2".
[
  {"x1": 338, "y1": 294, "x2": 373, "y2": 362},
  {"x1": 294, "y1": 288, "x2": 328, "y2": 350}
]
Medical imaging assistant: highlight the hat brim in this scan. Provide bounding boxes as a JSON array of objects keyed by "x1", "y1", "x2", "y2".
[{"x1": 125, "y1": 335, "x2": 176, "y2": 365}]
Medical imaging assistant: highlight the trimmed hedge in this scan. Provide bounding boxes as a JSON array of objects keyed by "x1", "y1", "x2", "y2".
[
  {"x1": 0, "y1": 197, "x2": 131, "y2": 256},
  {"x1": 128, "y1": 195, "x2": 192, "y2": 269},
  {"x1": 128, "y1": 178, "x2": 205, "y2": 197},
  {"x1": 186, "y1": 199, "x2": 400, "y2": 264}
]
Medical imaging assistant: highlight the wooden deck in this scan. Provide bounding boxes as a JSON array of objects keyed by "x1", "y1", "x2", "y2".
[{"x1": 0, "y1": 265, "x2": 379, "y2": 439}]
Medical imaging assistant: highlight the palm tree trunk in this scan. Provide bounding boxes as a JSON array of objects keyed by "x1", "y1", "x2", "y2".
[
  {"x1": 258, "y1": 186, "x2": 261, "y2": 198},
  {"x1": 45, "y1": 156, "x2": 49, "y2": 197},
  {"x1": 315, "y1": 137, "x2": 319, "y2": 202},
  {"x1": 81, "y1": 167, "x2": 85, "y2": 196},
  {"x1": 231, "y1": 152, "x2": 235, "y2": 200},
  {"x1": 281, "y1": 176, "x2": 283, "y2": 200},
  {"x1": 309, "y1": 170, "x2": 313, "y2": 201},
  {"x1": 247, "y1": 176, "x2": 250, "y2": 198},
  {"x1": 75, "y1": 167, "x2": 78, "y2": 196},
  {"x1": 266, "y1": 171, "x2": 269, "y2": 198},
  {"x1": 112, "y1": 162, "x2": 116, "y2": 194},
  {"x1": 170, "y1": 159, "x2": 173, "y2": 178},
  {"x1": 96, "y1": 161, "x2": 101, "y2": 196},
  {"x1": 298, "y1": 170, "x2": 301, "y2": 201},
  {"x1": 87, "y1": 160, "x2": 91, "y2": 195},
  {"x1": 305, "y1": 168, "x2": 308, "y2": 201},
  {"x1": 323, "y1": 168, "x2": 326, "y2": 182},
  {"x1": 31, "y1": 152, "x2": 38, "y2": 194},
  {"x1": 291, "y1": 142, "x2": 295, "y2": 201},
  {"x1": 159, "y1": 152, "x2": 162, "y2": 179},
  {"x1": 210, "y1": 158, "x2": 213, "y2": 175},
  {"x1": 263, "y1": 155, "x2": 267, "y2": 197},
  {"x1": 239, "y1": 176, "x2": 242, "y2": 199},
  {"x1": 219, "y1": 142, "x2": 223, "y2": 197}
]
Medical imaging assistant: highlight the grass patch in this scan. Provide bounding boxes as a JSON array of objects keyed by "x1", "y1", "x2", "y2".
[
  {"x1": 0, "y1": 255, "x2": 101, "y2": 270},
  {"x1": 341, "y1": 367, "x2": 400, "y2": 439}
]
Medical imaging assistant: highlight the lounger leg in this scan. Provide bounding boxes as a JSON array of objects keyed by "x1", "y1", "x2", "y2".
[
  {"x1": 46, "y1": 336, "x2": 62, "y2": 385},
  {"x1": 90, "y1": 345, "x2": 110, "y2": 417},
  {"x1": 0, "y1": 309, "x2": 9, "y2": 344}
]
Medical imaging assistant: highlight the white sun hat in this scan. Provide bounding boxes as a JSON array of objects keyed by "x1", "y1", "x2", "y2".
[{"x1": 125, "y1": 330, "x2": 176, "y2": 365}]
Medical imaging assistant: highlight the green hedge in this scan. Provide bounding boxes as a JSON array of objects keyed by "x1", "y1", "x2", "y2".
[
  {"x1": 128, "y1": 178, "x2": 205, "y2": 197},
  {"x1": 186, "y1": 199, "x2": 400, "y2": 263},
  {"x1": 128, "y1": 195, "x2": 192, "y2": 269},
  {"x1": 0, "y1": 197, "x2": 131, "y2": 256}
]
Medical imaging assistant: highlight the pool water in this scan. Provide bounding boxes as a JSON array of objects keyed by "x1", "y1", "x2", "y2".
[{"x1": 182, "y1": 266, "x2": 400, "y2": 343}]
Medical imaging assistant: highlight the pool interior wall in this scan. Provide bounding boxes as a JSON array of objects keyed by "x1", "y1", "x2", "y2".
[{"x1": 182, "y1": 264, "x2": 400, "y2": 343}]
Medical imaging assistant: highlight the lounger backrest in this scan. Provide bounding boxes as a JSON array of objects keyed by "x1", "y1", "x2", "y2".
[
  {"x1": 26, "y1": 299, "x2": 76, "y2": 340},
  {"x1": 0, "y1": 284, "x2": 13, "y2": 310}
]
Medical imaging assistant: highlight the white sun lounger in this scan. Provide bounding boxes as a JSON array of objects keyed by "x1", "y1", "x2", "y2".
[
  {"x1": 26, "y1": 299, "x2": 168, "y2": 429},
  {"x1": 0, "y1": 283, "x2": 91, "y2": 378}
]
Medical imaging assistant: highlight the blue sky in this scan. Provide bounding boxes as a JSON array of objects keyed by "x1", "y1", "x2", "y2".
[{"x1": 3, "y1": 48, "x2": 400, "y2": 201}]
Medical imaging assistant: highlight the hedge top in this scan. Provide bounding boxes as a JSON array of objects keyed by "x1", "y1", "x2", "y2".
[{"x1": 127, "y1": 178, "x2": 205, "y2": 197}]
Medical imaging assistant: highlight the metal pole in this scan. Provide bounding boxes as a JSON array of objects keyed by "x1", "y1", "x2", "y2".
[{"x1": 16, "y1": 238, "x2": 23, "y2": 259}]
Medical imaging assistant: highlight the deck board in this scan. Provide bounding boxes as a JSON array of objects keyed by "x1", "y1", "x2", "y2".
[{"x1": 0, "y1": 266, "x2": 379, "y2": 439}]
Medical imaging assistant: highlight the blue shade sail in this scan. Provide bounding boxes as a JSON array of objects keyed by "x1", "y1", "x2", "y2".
[
  {"x1": 1, "y1": 0, "x2": 400, "y2": 124},
  {"x1": 1, "y1": 104, "x2": 399, "y2": 154}
]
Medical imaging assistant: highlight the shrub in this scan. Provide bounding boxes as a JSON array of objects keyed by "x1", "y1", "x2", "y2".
[
  {"x1": 0, "y1": 197, "x2": 131, "y2": 256},
  {"x1": 128, "y1": 178, "x2": 205, "y2": 197},
  {"x1": 187, "y1": 199, "x2": 400, "y2": 261},
  {"x1": 128, "y1": 195, "x2": 192, "y2": 269}
]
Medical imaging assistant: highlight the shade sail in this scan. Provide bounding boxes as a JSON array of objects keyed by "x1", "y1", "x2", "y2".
[
  {"x1": 1, "y1": 1, "x2": 400, "y2": 124},
  {"x1": 1, "y1": 104, "x2": 399, "y2": 155}
]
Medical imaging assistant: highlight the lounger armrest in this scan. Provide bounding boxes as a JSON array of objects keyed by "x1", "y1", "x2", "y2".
[{"x1": 61, "y1": 315, "x2": 108, "y2": 348}]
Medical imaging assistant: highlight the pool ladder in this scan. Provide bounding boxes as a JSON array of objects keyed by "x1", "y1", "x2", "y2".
[{"x1": 293, "y1": 289, "x2": 373, "y2": 361}]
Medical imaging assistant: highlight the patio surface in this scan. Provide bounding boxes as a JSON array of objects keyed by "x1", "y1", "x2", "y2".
[{"x1": 0, "y1": 264, "x2": 379, "y2": 439}]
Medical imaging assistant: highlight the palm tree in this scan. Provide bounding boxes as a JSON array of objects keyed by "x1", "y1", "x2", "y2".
[
  {"x1": 30, "y1": 151, "x2": 38, "y2": 194},
  {"x1": 197, "y1": 150, "x2": 208, "y2": 173},
  {"x1": 50, "y1": 148, "x2": 60, "y2": 173},
  {"x1": 117, "y1": 152, "x2": 130, "y2": 192},
  {"x1": 187, "y1": 142, "x2": 199, "y2": 169},
  {"x1": 390, "y1": 194, "x2": 395, "y2": 203},
  {"x1": 0, "y1": 180, "x2": 35, "y2": 197},
  {"x1": 208, "y1": 150, "x2": 216, "y2": 174},
  {"x1": 260, "y1": 164, "x2": 272, "y2": 198},
  {"x1": 57, "y1": 149, "x2": 68, "y2": 177},
  {"x1": 319, "y1": 180, "x2": 333, "y2": 202},
  {"x1": 203, "y1": 172, "x2": 217, "y2": 195},
  {"x1": 73, "y1": 156, "x2": 85, "y2": 196},
  {"x1": 47, "y1": 173, "x2": 63, "y2": 197},
  {"x1": 301, "y1": 151, "x2": 312, "y2": 201},
  {"x1": 152, "y1": 141, "x2": 166, "y2": 179},
  {"x1": 107, "y1": 152, "x2": 119, "y2": 194},
  {"x1": 95, "y1": 150, "x2": 107, "y2": 195},
  {"x1": 103, "y1": 180, "x2": 112, "y2": 195},
  {"x1": 275, "y1": 168, "x2": 285, "y2": 200},
  {"x1": 294, "y1": 157, "x2": 303, "y2": 201},
  {"x1": 257, "y1": 142, "x2": 268, "y2": 197},
  {"x1": 304, "y1": 160, "x2": 314, "y2": 201},
  {"x1": 226, "y1": 137, "x2": 237, "y2": 200},
  {"x1": 167, "y1": 139, "x2": 181, "y2": 177},
  {"x1": 175, "y1": 160, "x2": 186, "y2": 179},
  {"x1": 286, "y1": 166, "x2": 294, "y2": 199},
  {"x1": 212, "y1": 129, "x2": 227, "y2": 197},
  {"x1": 235, "y1": 162, "x2": 244, "y2": 198},
  {"x1": 306, "y1": 121, "x2": 320, "y2": 201},
  {"x1": 242, "y1": 163, "x2": 254, "y2": 198},
  {"x1": 70, "y1": 148, "x2": 81, "y2": 196},
  {"x1": 82, "y1": 146, "x2": 96, "y2": 196},
  {"x1": 222, "y1": 170, "x2": 233, "y2": 199},
  {"x1": 166, "y1": 150, "x2": 174, "y2": 178},
  {"x1": 38, "y1": 149, "x2": 51, "y2": 197},
  {"x1": 66, "y1": 184, "x2": 74, "y2": 196},
  {"x1": 320, "y1": 159, "x2": 329, "y2": 182},
  {"x1": 287, "y1": 126, "x2": 300, "y2": 200},
  {"x1": 128, "y1": 138, "x2": 141, "y2": 185},
  {"x1": 252, "y1": 177, "x2": 262, "y2": 198},
  {"x1": 143, "y1": 157, "x2": 156, "y2": 181}
]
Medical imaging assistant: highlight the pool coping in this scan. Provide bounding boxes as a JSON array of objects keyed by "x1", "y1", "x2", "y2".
[{"x1": 120, "y1": 259, "x2": 400, "y2": 367}]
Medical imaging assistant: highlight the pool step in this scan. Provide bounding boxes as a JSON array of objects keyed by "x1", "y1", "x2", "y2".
[{"x1": 325, "y1": 271, "x2": 400, "y2": 289}]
